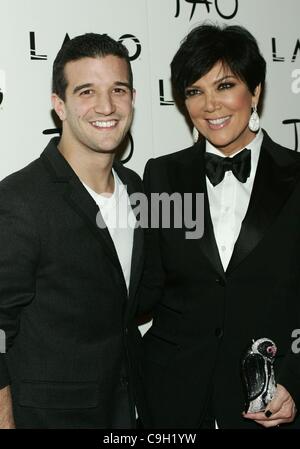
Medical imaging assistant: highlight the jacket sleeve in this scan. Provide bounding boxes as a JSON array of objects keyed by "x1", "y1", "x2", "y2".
[{"x1": 0, "y1": 184, "x2": 39, "y2": 388}]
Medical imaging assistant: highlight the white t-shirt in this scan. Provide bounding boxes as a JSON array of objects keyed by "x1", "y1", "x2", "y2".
[{"x1": 82, "y1": 168, "x2": 136, "y2": 292}]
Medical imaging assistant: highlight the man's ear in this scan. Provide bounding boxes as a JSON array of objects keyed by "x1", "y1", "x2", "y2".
[{"x1": 51, "y1": 94, "x2": 66, "y2": 121}]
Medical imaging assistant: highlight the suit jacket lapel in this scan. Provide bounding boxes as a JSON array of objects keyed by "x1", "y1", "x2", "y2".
[
  {"x1": 65, "y1": 177, "x2": 123, "y2": 271},
  {"x1": 227, "y1": 133, "x2": 300, "y2": 274},
  {"x1": 40, "y1": 138, "x2": 126, "y2": 289},
  {"x1": 66, "y1": 161, "x2": 144, "y2": 306},
  {"x1": 171, "y1": 141, "x2": 225, "y2": 279}
]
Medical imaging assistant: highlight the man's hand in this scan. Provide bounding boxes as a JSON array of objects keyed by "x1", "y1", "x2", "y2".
[
  {"x1": 0, "y1": 386, "x2": 16, "y2": 429},
  {"x1": 243, "y1": 384, "x2": 297, "y2": 428}
]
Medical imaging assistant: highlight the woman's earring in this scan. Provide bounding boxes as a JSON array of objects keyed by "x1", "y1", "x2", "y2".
[
  {"x1": 248, "y1": 105, "x2": 260, "y2": 132},
  {"x1": 193, "y1": 127, "x2": 199, "y2": 143}
]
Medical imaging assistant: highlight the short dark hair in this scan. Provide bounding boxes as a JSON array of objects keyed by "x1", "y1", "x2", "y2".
[
  {"x1": 171, "y1": 24, "x2": 266, "y2": 101},
  {"x1": 52, "y1": 33, "x2": 133, "y2": 100}
]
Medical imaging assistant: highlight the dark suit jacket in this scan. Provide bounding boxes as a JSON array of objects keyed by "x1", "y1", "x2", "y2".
[
  {"x1": 140, "y1": 130, "x2": 300, "y2": 429},
  {"x1": 0, "y1": 137, "x2": 145, "y2": 428}
]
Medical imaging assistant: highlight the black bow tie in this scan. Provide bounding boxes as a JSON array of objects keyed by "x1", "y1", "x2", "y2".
[{"x1": 205, "y1": 148, "x2": 251, "y2": 186}]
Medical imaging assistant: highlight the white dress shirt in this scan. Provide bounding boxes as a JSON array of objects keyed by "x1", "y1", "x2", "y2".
[
  {"x1": 83, "y1": 168, "x2": 136, "y2": 291},
  {"x1": 206, "y1": 129, "x2": 263, "y2": 271}
]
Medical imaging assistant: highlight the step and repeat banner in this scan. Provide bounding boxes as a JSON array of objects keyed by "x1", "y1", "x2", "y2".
[{"x1": 0, "y1": 0, "x2": 299, "y2": 180}]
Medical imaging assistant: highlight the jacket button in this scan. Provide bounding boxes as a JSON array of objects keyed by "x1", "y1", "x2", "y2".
[
  {"x1": 121, "y1": 376, "x2": 129, "y2": 388},
  {"x1": 215, "y1": 277, "x2": 225, "y2": 286},
  {"x1": 215, "y1": 328, "x2": 223, "y2": 338}
]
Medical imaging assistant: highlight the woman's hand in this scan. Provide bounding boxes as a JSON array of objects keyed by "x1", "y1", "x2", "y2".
[{"x1": 243, "y1": 384, "x2": 297, "y2": 428}]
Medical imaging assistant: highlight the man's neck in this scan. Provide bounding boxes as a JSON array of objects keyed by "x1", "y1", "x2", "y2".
[{"x1": 58, "y1": 137, "x2": 115, "y2": 195}]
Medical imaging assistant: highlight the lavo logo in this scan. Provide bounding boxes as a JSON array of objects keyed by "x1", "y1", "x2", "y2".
[
  {"x1": 159, "y1": 80, "x2": 175, "y2": 106},
  {"x1": 175, "y1": 0, "x2": 239, "y2": 21},
  {"x1": 272, "y1": 37, "x2": 300, "y2": 62},
  {"x1": 30, "y1": 32, "x2": 141, "y2": 62}
]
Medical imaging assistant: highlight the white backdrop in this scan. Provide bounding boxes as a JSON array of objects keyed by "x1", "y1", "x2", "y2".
[{"x1": 0, "y1": 0, "x2": 300, "y2": 180}]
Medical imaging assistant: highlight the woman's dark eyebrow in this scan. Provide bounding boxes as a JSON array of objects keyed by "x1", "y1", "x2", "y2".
[
  {"x1": 186, "y1": 75, "x2": 237, "y2": 89},
  {"x1": 213, "y1": 75, "x2": 237, "y2": 85}
]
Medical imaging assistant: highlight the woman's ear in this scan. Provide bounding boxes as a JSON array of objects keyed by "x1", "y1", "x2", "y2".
[{"x1": 252, "y1": 83, "x2": 262, "y2": 107}]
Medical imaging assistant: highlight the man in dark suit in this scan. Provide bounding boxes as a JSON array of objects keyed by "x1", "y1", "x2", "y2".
[
  {"x1": 0, "y1": 33, "x2": 144, "y2": 428},
  {"x1": 140, "y1": 24, "x2": 300, "y2": 429}
]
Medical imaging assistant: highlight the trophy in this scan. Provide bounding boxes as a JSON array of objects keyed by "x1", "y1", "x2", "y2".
[{"x1": 241, "y1": 338, "x2": 277, "y2": 413}]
